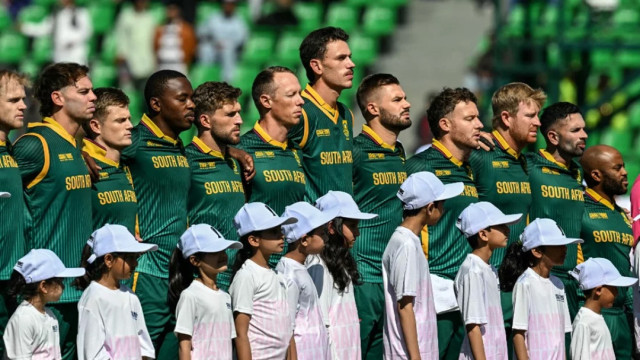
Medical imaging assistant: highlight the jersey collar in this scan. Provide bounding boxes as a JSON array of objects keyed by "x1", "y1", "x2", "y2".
[
  {"x1": 432, "y1": 139, "x2": 463, "y2": 167},
  {"x1": 27, "y1": 117, "x2": 77, "y2": 147},
  {"x1": 253, "y1": 122, "x2": 287, "y2": 150},
  {"x1": 585, "y1": 188, "x2": 615, "y2": 210},
  {"x1": 82, "y1": 138, "x2": 119, "y2": 167},
  {"x1": 539, "y1": 149, "x2": 569, "y2": 170},
  {"x1": 492, "y1": 130, "x2": 519, "y2": 159},
  {"x1": 0, "y1": 139, "x2": 5, "y2": 147},
  {"x1": 362, "y1": 124, "x2": 395, "y2": 151},
  {"x1": 301, "y1": 84, "x2": 339, "y2": 124},
  {"x1": 140, "y1": 114, "x2": 178, "y2": 145},
  {"x1": 191, "y1": 136, "x2": 224, "y2": 159}
]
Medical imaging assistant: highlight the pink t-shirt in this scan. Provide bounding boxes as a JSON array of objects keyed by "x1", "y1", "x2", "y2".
[{"x1": 630, "y1": 175, "x2": 640, "y2": 245}]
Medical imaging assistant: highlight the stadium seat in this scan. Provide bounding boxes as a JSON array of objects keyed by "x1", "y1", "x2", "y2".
[
  {"x1": 378, "y1": 0, "x2": 410, "y2": 8},
  {"x1": 628, "y1": 103, "x2": 640, "y2": 129},
  {"x1": 325, "y1": 3, "x2": 359, "y2": 34},
  {"x1": 533, "y1": 5, "x2": 559, "y2": 39},
  {"x1": 100, "y1": 33, "x2": 118, "y2": 63},
  {"x1": 0, "y1": 32, "x2": 28, "y2": 65},
  {"x1": 0, "y1": 7, "x2": 11, "y2": 32},
  {"x1": 33, "y1": 0, "x2": 57, "y2": 7},
  {"x1": 233, "y1": 64, "x2": 259, "y2": 102},
  {"x1": 17, "y1": 5, "x2": 48, "y2": 25},
  {"x1": 196, "y1": 2, "x2": 221, "y2": 27},
  {"x1": 501, "y1": 4, "x2": 525, "y2": 39},
  {"x1": 19, "y1": 59, "x2": 40, "y2": 80},
  {"x1": 189, "y1": 64, "x2": 222, "y2": 87},
  {"x1": 123, "y1": 87, "x2": 144, "y2": 125},
  {"x1": 90, "y1": 62, "x2": 117, "y2": 88},
  {"x1": 240, "y1": 30, "x2": 277, "y2": 67},
  {"x1": 292, "y1": 2, "x2": 323, "y2": 33},
  {"x1": 149, "y1": 2, "x2": 167, "y2": 25},
  {"x1": 350, "y1": 32, "x2": 379, "y2": 67},
  {"x1": 601, "y1": 128, "x2": 632, "y2": 156},
  {"x1": 362, "y1": 5, "x2": 396, "y2": 38},
  {"x1": 89, "y1": 2, "x2": 116, "y2": 35},
  {"x1": 241, "y1": 102, "x2": 261, "y2": 134},
  {"x1": 32, "y1": 36, "x2": 53, "y2": 64},
  {"x1": 275, "y1": 31, "x2": 305, "y2": 69}
]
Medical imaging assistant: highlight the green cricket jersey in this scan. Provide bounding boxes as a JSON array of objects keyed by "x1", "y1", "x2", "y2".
[
  {"x1": 186, "y1": 136, "x2": 245, "y2": 290},
  {"x1": 528, "y1": 149, "x2": 585, "y2": 274},
  {"x1": 581, "y1": 188, "x2": 634, "y2": 308},
  {"x1": 352, "y1": 125, "x2": 407, "y2": 283},
  {"x1": 0, "y1": 140, "x2": 25, "y2": 281},
  {"x1": 121, "y1": 114, "x2": 191, "y2": 278},
  {"x1": 405, "y1": 140, "x2": 479, "y2": 280},
  {"x1": 469, "y1": 130, "x2": 531, "y2": 268},
  {"x1": 288, "y1": 84, "x2": 354, "y2": 202},
  {"x1": 82, "y1": 139, "x2": 138, "y2": 235},
  {"x1": 12, "y1": 117, "x2": 92, "y2": 303},
  {"x1": 238, "y1": 122, "x2": 306, "y2": 268}
]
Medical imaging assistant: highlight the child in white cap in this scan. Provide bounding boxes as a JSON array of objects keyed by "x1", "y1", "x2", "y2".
[
  {"x1": 74, "y1": 224, "x2": 158, "y2": 360},
  {"x1": 167, "y1": 224, "x2": 243, "y2": 360},
  {"x1": 500, "y1": 218, "x2": 583, "y2": 360},
  {"x1": 229, "y1": 202, "x2": 297, "y2": 360},
  {"x1": 454, "y1": 201, "x2": 522, "y2": 360},
  {"x1": 4, "y1": 249, "x2": 85, "y2": 360},
  {"x1": 569, "y1": 258, "x2": 637, "y2": 360},
  {"x1": 307, "y1": 190, "x2": 378, "y2": 360},
  {"x1": 382, "y1": 171, "x2": 463, "y2": 360},
  {"x1": 277, "y1": 202, "x2": 336, "y2": 360}
]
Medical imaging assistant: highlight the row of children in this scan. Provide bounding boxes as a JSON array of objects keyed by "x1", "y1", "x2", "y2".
[{"x1": 3, "y1": 170, "x2": 633, "y2": 360}]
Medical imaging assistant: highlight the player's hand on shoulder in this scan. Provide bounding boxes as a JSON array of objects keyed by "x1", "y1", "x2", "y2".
[
  {"x1": 228, "y1": 147, "x2": 256, "y2": 182},
  {"x1": 477, "y1": 132, "x2": 495, "y2": 152}
]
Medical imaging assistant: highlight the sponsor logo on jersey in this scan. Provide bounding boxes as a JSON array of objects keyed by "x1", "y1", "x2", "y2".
[
  {"x1": 292, "y1": 149, "x2": 302, "y2": 167},
  {"x1": 199, "y1": 162, "x2": 217, "y2": 169},
  {"x1": 316, "y1": 129, "x2": 330, "y2": 137},
  {"x1": 58, "y1": 153, "x2": 74, "y2": 162},
  {"x1": 492, "y1": 161, "x2": 509, "y2": 168},
  {"x1": 131, "y1": 311, "x2": 138, "y2": 320},
  {"x1": 146, "y1": 141, "x2": 163, "y2": 147},
  {"x1": 53, "y1": 325, "x2": 58, "y2": 332},
  {"x1": 226, "y1": 302, "x2": 232, "y2": 310},
  {"x1": 368, "y1": 153, "x2": 385, "y2": 160},
  {"x1": 435, "y1": 169, "x2": 451, "y2": 176},
  {"x1": 555, "y1": 294, "x2": 565, "y2": 302},
  {"x1": 589, "y1": 212, "x2": 608, "y2": 219},
  {"x1": 542, "y1": 167, "x2": 560, "y2": 175},
  {"x1": 98, "y1": 171, "x2": 109, "y2": 180},
  {"x1": 255, "y1": 151, "x2": 275, "y2": 159}
]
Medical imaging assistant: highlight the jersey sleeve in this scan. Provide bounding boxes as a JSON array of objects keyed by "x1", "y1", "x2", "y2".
[
  {"x1": 120, "y1": 129, "x2": 140, "y2": 163},
  {"x1": 3, "y1": 312, "x2": 37, "y2": 359},
  {"x1": 12, "y1": 134, "x2": 46, "y2": 186},
  {"x1": 77, "y1": 303, "x2": 110, "y2": 360},
  {"x1": 511, "y1": 279, "x2": 530, "y2": 331},
  {"x1": 306, "y1": 260, "x2": 330, "y2": 326},
  {"x1": 133, "y1": 296, "x2": 155, "y2": 358},
  {"x1": 405, "y1": 153, "x2": 427, "y2": 175},
  {"x1": 229, "y1": 270, "x2": 255, "y2": 315},
  {"x1": 287, "y1": 110, "x2": 307, "y2": 146},
  {"x1": 388, "y1": 241, "x2": 418, "y2": 301},
  {"x1": 457, "y1": 270, "x2": 488, "y2": 325},
  {"x1": 174, "y1": 290, "x2": 196, "y2": 336},
  {"x1": 569, "y1": 321, "x2": 591, "y2": 360},
  {"x1": 284, "y1": 275, "x2": 300, "y2": 329},
  {"x1": 468, "y1": 150, "x2": 485, "y2": 181}
]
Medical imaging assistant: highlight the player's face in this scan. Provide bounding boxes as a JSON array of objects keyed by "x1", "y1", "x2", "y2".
[
  {"x1": 486, "y1": 224, "x2": 510, "y2": 249},
  {"x1": 95, "y1": 105, "x2": 133, "y2": 150},
  {"x1": 198, "y1": 251, "x2": 229, "y2": 276},
  {"x1": 598, "y1": 285, "x2": 618, "y2": 308},
  {"x1": 42, "y1": 278, "x2": 64, "y2": 303},
  {"x1": 541, "y1": 245, "x2": 567, "y2": 266},
  {"x1": 60, "y1": 76, "x2": 96, "y2": 123},
  {"x1": 509, "y1": 100, "x2": 541, "y2": 147},
  {"x1": 341, "y1": 218, "x2": 360, "y2": 249},
  {"x1": 159, "y1": 77, "x2": 195, "y2": 133},
  {"x1": 114, "y1": 253, "x2": 140, "y2": 280},
  {"x1": 552, "y1": 113, "x2": 588, "y2": 158},
  {"x1": 0, "y1": 78, "x2": 27, "y2": 131},
  {"x1": 319, "y1": 40, "x2": 355, "y2": 91},
  {"x1": 270, "y1": 72, "x2": 304, "y2": 128},
  {"x1": 210, "y1": 101, "x2": 242, "y2": 146},
  {"x1": 377, "y1": 84, "x2": 411, "y2": 132},
  {"x1": 447, "y1": 100, "x2": 483, "y2": 150},
  {"x1": 601, "y1": 150, "x2": 628, "y2": 195},
  {"x1": 304, "y1": 226, "x2": 327, "y2": 255},
  {"x1": 257, "y1": 227, "x2": 285, "y2": 256}
]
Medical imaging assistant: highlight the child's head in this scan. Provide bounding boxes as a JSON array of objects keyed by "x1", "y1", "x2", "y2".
[
  {"x1": 397, "y1": 171, "x2": 463, "y2": 226},
  {"x1": 315, "y1": 190, "x2": 377, "y2": 249},
  {"x1": 74, "y1": 224, "x2": 157, "y2": 290},
  {"x1": 456, "y1": 202, "x2": 522, "y2": 250},
  {"x1": 570, "y1": 257, "x2": 637, "y2": 309},
  {"x1": 521, "y1": 218, "x2": 583, "y2": 267},
  {"x1": 8, "y1": 249, "x2": 85, "y2": 307},
  {"x1": 282, "y1": 202, "x2": 335, "y2": 256}
]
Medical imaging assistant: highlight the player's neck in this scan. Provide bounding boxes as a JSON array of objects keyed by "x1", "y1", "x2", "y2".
[
  {"x1": 591, "y1": 185, "x2": 616, "y2": 205},
  {"x1": 284, "y1": 248, "x2": 307, "y2": 265},
  {"x1": 438, "y1": 136, "x2": 470, "y2": 162},
  {"x1": 50, "y1": 111, "x2": 82, "y2": 138},
  {"x1": 0, "y1": 126, "x2": 9, "y2": 143},
  {"x1": 472, "y1": 245, "x2": 492, "y2": 264},
  {"x1": 545, "y1": 146, "x2": 571, "y2": 167},
  {"x1": 311, "y1": 80, "x2": 341, "y2": 109},
  {"x1": 95, "y1": 137, "x2": 121, "y2": 163},
  {"x1": 259, "y1": 116, "x2": 288, "y2": 143},
  {"x1": 250, "y1": 252, "x2": 270, "y2": 269},
  {"x1": 98, "y1": 273, "x2": 121, "y2": 290},
  {"x1": 531, "y1": 261, "x2": 552, "y2": 278},
  {"x1": 151, "y1": 115, "x2": 179, "y2": 140},
  {"x1": 198, "y1": 131, "x2": 225, "y2": 155},
  {"x1": 401, "y1": 214, "x2": 427, "y2": 237},
  {"x1": 583, "y1": 298, "x2": 602, "y2": 314},
  {"x1": 29, "y1": 294, "x2": 47, "y2": 314},
  {"x1": 496, "y1": 127, "x2": 524, "y2": 155},
  {"x1": 368, "y1": 120, "x2": 398, "y2": 146},
  {"x1": 196, "y1": 274, "x2": 219, "y2": 291}
]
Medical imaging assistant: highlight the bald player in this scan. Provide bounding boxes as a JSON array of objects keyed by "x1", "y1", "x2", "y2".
[{"x1": 579, "y1": 145, "x2": 634, "y2": 360}]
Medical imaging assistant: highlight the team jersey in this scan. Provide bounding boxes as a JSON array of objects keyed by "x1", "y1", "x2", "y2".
[
  {"x1": 3, "y1": 301, "x2": 61, "y2": 359},
  {"x1": 0, "y1": 140, "x2": 25, "y2": 281},
  {"x1": 238, "y1": 123, "x2": 306, "y2": 268},
  {"x1": 570, "y1": 307, "x2": 615, "y2": 360},
  {"x1": 469, "y1": 131, "x2": 531, "y2": 268},
  {"x1": 82, "y1": 139, "x2": 138, "y2": 235},
  {"x1": 12, "y1": 117, "x2": 92, "y2": 303},
  {"x1": 527, "y1": 149, "x2": 585, "y2": 274},
  {"x1": 121, "y1": 114, "x2": 191, "y2": 278},
  {"x1": 580, "y1": 188, "x2": 634, "y2": 308},
  {"x1": 352, "y1": 125, "x2": 407, "y2": 284},
  {"x1": 405, "y1": 140, "x2": 479, "y2": 280},
  {"x1": 288, "y1": 84, "x2": 354, "y2": 202},
  {"x1": 185, "y1": 137, "x2": 245, "y2": 290}
]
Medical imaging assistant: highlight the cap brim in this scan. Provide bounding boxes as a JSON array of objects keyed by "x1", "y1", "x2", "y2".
[
  {"x1": 55, "y1": 267, "x2": 86, "y2": 278},
  {"x1": 120, "y1": 242, "x2": 159, "y2": 254},
  {"x1": 489, "y1": 213, "x2": 523, "y2": 227},
  {"x1": 255, "y1": 216, "x2": 298, "y2": 232},
  {"x1": 549, "y1": 237, "x2": 584, "y2": 246},
  {"x1": 435, "y1": 182, "x2": 464, "y2": 201},
  {"x1": 0, "y1": 192, "x2": 10, "y2": 198},
  {"x1": 199, "y1": 239, "x2": 243, "y2": 253},
  {"x1": 338, "y1": 211, "x2": 378, "y2": 220},
  {"x1": 606, "y1": 276, "x2": 638, "y2": 287}
]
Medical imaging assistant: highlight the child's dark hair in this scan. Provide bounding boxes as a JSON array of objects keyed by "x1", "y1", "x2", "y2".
[
  {"x1": 231, "y1": 232, "x2": 259, "y2": 282},
  {"x1": 168, "y1": 247, "x2": 203, "y2": 312},
  {"x1": 73, "y1": 243, "x2": 119, "y2": 291},
  {"x1": 321, "y1": 217, "x2": 361, "y2": 293},
  {"x1": 498, "y1": 242, "x2": 541, "y2": 292},
  {"x1": 466, "y1": 234, "x2": 480, "y2": 249},
  {"x1": 582, "y1": 288, "x2": 594, "y2": 298},
  {"x1": 6, "y1": 271, "x2": 59, "y2": 313}
]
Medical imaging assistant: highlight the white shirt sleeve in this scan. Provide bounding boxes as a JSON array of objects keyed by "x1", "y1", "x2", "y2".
[
  {"x1": 229, "y1": 270, "x2": 255, "y2": 316},
  {"x1": 563, "y1": 294, "x2": 572, "y2": 333},
  {"x1": 458, "y1": 270, "x2": 488, "y2": 325},
  {"x1": 134, "y1": 296, "x2": 155, "y2": 358},
  {"x1": 284, "y1": 275, "x2": 300, "y2": 329},
  {"x1": 512, "y1": 280, "x2": 530, "y2": 331},
  {"x1": 307, "y1": 261, "x2": 331, "y2": 327},
  {"x1": 174, "y1": 291, "x2": 196, "y2": 336},
  {"x1": 77, "y1": 304, "x2": 110, "y2": 360},
  {"x1": 3, "y1": 312, "x2": 37, "y2": 359},
  {"x1": 570, "y1": 321, "x2": 591, "y2": 360},
  {"x1": 388, "y1": 242, "x2": 417, "y2": 301}
]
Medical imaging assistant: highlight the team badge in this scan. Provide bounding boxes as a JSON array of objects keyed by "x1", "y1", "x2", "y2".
[
  {"x1": 292, "y1": 149, "x2": 302, "y2": 167},
  {"x1": 342, "y1": 120, "x2": 350, "y2": 140}
]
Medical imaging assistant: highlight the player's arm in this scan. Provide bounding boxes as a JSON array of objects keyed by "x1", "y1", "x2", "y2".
[
  {"x1": 465, "y1": 324, "x2": 487, "y2": 360},
  {"x1": 177, "y1": 333, "x2": 192, "y2": 360},
  {"x1": 397, "y1": 296, "x2": 421, "y2": 360},
  {"x1": 513, "y1": 330, "x2": 529, "y2": 360},
  {"x1": 11, "y1": 134, "x2": 46, "y2": 187},
  {"x1": 286, "y1": 336, "x2": 297, "y2": 360},
  {"x1": 227, "y1": 146, "x2": 255, "y2": 182},
  {"x1": 234, "y1": 312, "x2": 252, "y2": 360}
]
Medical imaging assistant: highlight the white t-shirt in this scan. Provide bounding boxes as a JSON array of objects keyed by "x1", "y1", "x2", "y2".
[
  {"x1": 512, "y1": 268, "x2": 572, "y2": 360},
  {"x1": 455, "y1": 253, "x2": 507, "y2": 360},
  {"x1": 174, "y1": 280, "x2": 236, "y2": 360},
  {"x1": 633, "y1": 243, "x2": 640, "y2": 352},
  {"x1": 3, "y1": 301, "x2": 61, "y2": 359},
  {"x1": 77, "y1": 281, "x2": 154, "y2": 360},
  {"x1": 306, "y1": 254, "x2": 361, "y2": 360},
  {"x1": 381, "y1": 226, "x2": 438, "y2": 360},
  {"x1": 229, "y1": 259, "x2": 292, "y2": 360},
  {"x1": 276, "y1": 257, "x2": 330, "y2": 360},
  {"x1": 571, "y1": 307, "x2": 615, "y2": 360}
]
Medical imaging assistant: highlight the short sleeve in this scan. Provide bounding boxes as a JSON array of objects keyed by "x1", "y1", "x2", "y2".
[
  {"x1": 631, "y1": 178, "x2": 640, "y2": 241},
  {"x1": 458, "y1": 270, "x2": 488, "y2": 325},
  {"x1": 3, "y1": 312, "x2": 36, "y2": 359},
  {"x1": 563, "y1": 293, "x2": 572, "y2": 333},
  {"x1": 306, "y1": 258, "x2": 331, "y2": 326},
  {"x1": 229, "y1": 270, "x2": 255, "y2": 315},
  {"x1": 12, "y1": 134, "x2": 46, "y2": 186},
  {"x1": 511, "y1": 280, "x2": 530, "y2": 331},
  {"x1": 77, "y1": 303, "x2": 109, "y2": 360},
  {"x1": 174, "y1": 291, "x2": 196, "y2": 336},
  {"x1": 284, "y1": 275, "x2": 300, "y2": 329},
  {"x1": 133, "y1": 296, "x2": 155, "y2": 358},
  {"x1": 388, "y1": 241, "x2": 418, "y2": 301},
  {"x1": 405, "y1": 153, "x2": 426, "y2": 175},
  {"x1": 570, "y1": 321, "x2": 590, "y2": 360}
]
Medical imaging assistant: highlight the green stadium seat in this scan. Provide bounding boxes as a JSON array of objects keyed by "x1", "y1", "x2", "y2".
[
  {"x1": 123, "y1": 87, "x2": 144, "y2": 125},
  {"x1": 236, "y1": 3, "x2": 252, "y2": 26},
  {"x1": 189, "y1": 64, "x2": 222, "y2": 87},
  {"x1": 625, "y1": 158, "x2": 640, "y2": 184},
  {"x1": 32, "y1": 36, "x2": 52, "y2": 64},
  {"x1": 100, "y1": 33, "x2": 118, "y2": 63},
  {"x1": 292, "y1": 2, "x2": 323, "y2": 33},
  {"x1": 378, "y1": 0, "x2": 410, "y2": 8},
  {"x1": 585, "y1": 128, "x2": 601, "y2": 148},
  {"x1": 241, "y1": 102, "x2": 260, "y2": 133},
  {"x1": 590, "y1": 50, "x2": 614, "y2": 70},
  {"x1": 196, "y1": 2, "x2": 221, "y2": 27},
  {"x1": 501, "y1": 4, "x2": 525, "y2": 39},
  {"x1": 0, "y1": 7, "x2": 12, "y2": 32},
  {"x1": 628, "y1": 103, "x2": 640, "y2": 129},
  {"x1": 0, "y1": 32, "x2": 28, "y2": 65},
  {"x1": 338, "y1": 67, "x2": 364, "y2": 108},
  {"x1": 19, "y1": 60, "x2": 40, "y2": 80},
  {"x1": 362, "y1": 5, "x2": 396, "y2": 38},
  {"x1": 296, "y1": 66, "x2": 309, "y2": 88},
  {"x1": 613, "y1": 7, "x2": 640, "y2": 27},
  {"x1": 325, "y1": 3, "x2": 359, "y2": 34},
  {"x1": 89, "y1": 2, "x2": 116, "y2": 35},
  {"x1": 601, "y1": 128, "x2": 632, "y2": 156},
  {"x1": 234, "y1": 64, "x2": 259, "y2": 98},
  {"x1": 179, "y1": 125, "x2": 196, "y2": 145},
  {"x1": 90, "y1": 62, "x2": 117, "y2": 88},
  {"x1": 534, "y1": 6, "x2": 559, "y2": 39},
  {"x1": 350, "y1": 32, "x2": 378, "y2": 67},
  {"x1": 240, "y1": 31, "x2": 277, "y2": 67},
  {"x1": 18, "y1": 5, "x2": 48, "y2": 25},
  {"x1": 275, "y1": 31, "x2": 305, "y2": 68},
  {"x1": 149, "y1": 3, "x2": 167, "y2": 25},
  {"x1": 33, "y1": 0, "x2": 57, "y2": 7}
]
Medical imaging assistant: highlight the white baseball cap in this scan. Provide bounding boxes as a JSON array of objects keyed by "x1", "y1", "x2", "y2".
[
  {"x1": 14, "y1": 249, "x2": 85, "y2": 284},
  {"x1": 87, "y1": 224, "x2": 158, "y2": 264},
  {"x1": 0, "y1": 192, "x2": 10, "y2": 198},
  {"x1": 315, "y1": 191, "x2": 377, "y2": 220},
  {"x1": 397, "y1": 171, "x2": 464, "y2": 210},
  {"x1": 456, "y1": 201, "x2": 522, "y2": 237},
  {"x1": 179, "y1": 224, "x2": 243, "y2": 258},
  {"x1": 234, "y1": 202, "x2": 298, "y2": 237},
  {"x1": 569, "y1": 257, "x2": 637, "y2": 290},
  {"x1": 520, "y1": 218, "x2": 583, "y2": 252},
  {"x1": 282, "y1": 202, "x2": 338, "y2": 243}
]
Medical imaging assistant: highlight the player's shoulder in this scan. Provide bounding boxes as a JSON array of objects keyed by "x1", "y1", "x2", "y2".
[{"x1": 406, "y1": 147, "x2": 437, "y2": 171}]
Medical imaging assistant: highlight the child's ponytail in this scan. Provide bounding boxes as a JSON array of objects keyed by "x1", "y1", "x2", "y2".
[
  {"x1": 320, "y1": 217, "x2": 361, "y2": 293},
  {"x1": 73, "y1": 243, "x2": 112, "y2": 291},
  {"x1": 231, "y1": 234, "x2": 255, "y2": 283},
  {"x1": 6, "y1": 271, "x2": 58, "y2": 313},
  {"x1": 168, "y1": 247, "x2": 199, "y2": 312},
  {"x1": 499, "y1": 242, "x2": 538, "y2": 292}
]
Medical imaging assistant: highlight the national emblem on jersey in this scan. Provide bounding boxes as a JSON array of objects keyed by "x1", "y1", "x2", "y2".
[
  {"x1": 623, "y1": 212, "x2": 632, "y2": 228},
  {"x1": 231, "y1": 159, "x2": 239, "y2": 174},
  {"x1": 342, "y1": 119, "x2": 350, "y2": 140},
  {"x1": 292, "y1": 149, "x2": 302, "y2": 167}
]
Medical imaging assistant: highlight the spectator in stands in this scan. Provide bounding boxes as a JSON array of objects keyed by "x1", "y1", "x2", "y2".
[
  {"x1": 197, "y1": 0, "x2": 248, "y2": 82},
  {"x1": 256, "y1": 0, "x2": 298, "y2": 27},
  {"x1": 154, "y1": 3, "x2": 197, "y2": 74}
]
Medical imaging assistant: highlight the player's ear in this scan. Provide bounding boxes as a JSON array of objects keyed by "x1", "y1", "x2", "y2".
[
  {"x1": 439, "y1": 117, "x2": 451, "y2": 133},
  {"x1": 546, "y1": 130, "x2": 560, "y2": 146},
  {"x1": 366, "y1": 102, "x2": 379, "y2": 117},
  {"x1": 309, "y1": 59, "x2": 322, "y2": 78},
  {"x1": 500, "y1": 110, "x2": 512, "y2": 129},
  {"x1": 259, "y1": 94, "x2": 272, "y2": 110},
  {"x1": 51, "y1": 90, "x2": 64, "y2": 107},
  {"x1": 149, "y1": 97, "x2": 161, "y2": 113},
  {"x1": 198, "y1": 114, "x2": 211, "y2": 130},
  {"x1": 89, "y1": 118, "x2": 102, "y2": 136}
]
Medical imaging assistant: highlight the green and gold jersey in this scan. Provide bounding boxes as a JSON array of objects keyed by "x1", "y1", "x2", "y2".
[
  {"x1": 469, "y1": 131, "x2": 531, "y2": 268},
  {"x1": 352, "y1": 125, "x2": 407, "y2": 283},
  {"x1": 405, "y1": 140, "x2": 479, "y2": 280},
  {"x1": 82, "y1": 139, "x2": 138, "y2": 235},
  {"x1": 527, "y1": 149, "x2": 585, "y2": 274},
  {"x1": 0, "y1": 140, "x2": 25, "y2": 281},
  {"x1": 581, "y1": 188, "x2": 634, "y2": 308},
  {"x1": 288, "y1": 84, "x2": 354, "y2": 202},
  {"x1": 12, "y1": 117, "x2": 92, "y2": 302},
  {"x1": 238, "y1": 123, "x2": 306, "y2": 268},
  {"x1": 186, "y1": 136, "x2": 245, "y2": 291},
  {"x1": 121, "y1": 114, "x2": 191, "y2": 278}
]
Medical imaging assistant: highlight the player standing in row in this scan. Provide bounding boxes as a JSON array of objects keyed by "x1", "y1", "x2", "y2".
[
  {"x1": 81, "y1": 88, "x2": 138, "y2": 233},
  {"x1": 352, "y1": 73, "x2": 411, "y2": 358},
  {"x1": 0, "y1": 70, "x2": 28, "y2": 355},
  {"x1": 13, "y1": 63, "x2": 96, "y2": 360},
  {"x1": 185, "y1": 81, "x2": 246, "y2": 291},
  {"x1": 405, "y1": 87, "x2": 482, "y2": 359}
]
